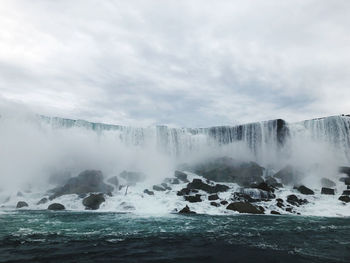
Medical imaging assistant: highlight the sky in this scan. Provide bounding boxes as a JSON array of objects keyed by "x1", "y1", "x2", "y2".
[{"x1": 0, "y1": 0, "x2": 349, "y2": 127}]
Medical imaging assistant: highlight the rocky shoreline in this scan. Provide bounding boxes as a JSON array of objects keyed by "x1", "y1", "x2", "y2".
[{"x1": 2, "y1": 157, "x2": 350, "y2": 217}]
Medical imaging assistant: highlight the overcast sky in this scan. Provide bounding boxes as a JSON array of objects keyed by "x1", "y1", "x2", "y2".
[{"x1": 0, "y1": 0, "x2": 349, "y2": 127}]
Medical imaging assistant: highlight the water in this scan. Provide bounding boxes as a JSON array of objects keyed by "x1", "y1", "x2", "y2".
[{"x1": 1, "y1": 211, "x2": 349, "y2": 262}]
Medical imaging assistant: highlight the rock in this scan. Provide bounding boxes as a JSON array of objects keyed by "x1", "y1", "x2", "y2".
[
  {"x1": 164, "y1": 178, "x2": 180, "y2": 184},
  {"x1": 265, "y1": 177, "x2": 283, "y2": 188},
  {"x1": 220, "y1": 200, "x2": 228, "y2": 205},
  {"x1": 276, "y1": 198, "x2": 284, "y2": 208},
  {"x1": 187, "y1": 179, "x2": 229, "y2": 194},
  {"x1": 161, "y1": 183, "x2": 171, "y2": 190},
  {"x1": 16, "y1": 201, "x2": 28, "y2": 208},
  {"x1": 348, "y1": 185, "x2": 350, "y2": 190},
  {"x1": 252, "y1": 182, "x2": 275, "y2": 193},
  {"x1": 210, "y1": 202, "x2": 220, "y2": 207},
  {"x1": 286, "y1": 207, "x2": 293, "y2": 213},
  {"x1": 179, "y1": 205, "x2": 196, "y2": 214},
  {"x1": 17, "y1": 191, "x2": 24, "y2": 197},
  {"x1": 276, "y1": 198, "x2": 284, "y2": 203},
  {"x1": 174, "y1": 171, "x2": 189, "y2": 182},
  {"x1": 48, "y1": 203, "x2": 65, "y2": 210},
  {"x1": 120, "y1": 171, "x2": 145, "y2": 185},
  {"x1": 321, "y1": 187, "x2": 335, "y2": 195},
  {"x1": 82, "y1": 193, "x2": 105, "y2": 210},
  {"x1": 286, "y1": 195, "x2": 308, "y2": 206},
  {"x1": 339, "y1": 196, "x2": 350, "y2": 203},
  {"x1": 49, "y1": 170, "x2": 113, "y2": 200},
  {"x1": 190, "y1": 157, "x2": 264, "y2": 187},
  {"x1": 296, "y1": 185, "x2": 314, "y2": 195},
  {"x1": 119, "y1": 202, "x2": 135, "y2": 211},
  {"x1": 342, "y1": 190, "x2": 350, "y2": 196},
  {"x1": 107, "y1": 176, "x2": 119, "y2": 187},
  {"x1": 177, "y1": 188, "x2": 198, "y2": 196},
  {"x1": 239, "y1": 188, "x2": 275, "y2": 201},
  {"x1": 37, "y1": 198, "x2": 48, "y2": 205},
  {"x1": 226, "y1": 202, "x2": 264, "y2": 214},
  {"x1": 344, "y1": 178, "x2": 350, "y2": 185},
  {"x1": 184, "y1": 194, "x2": 202, "y2": 203},
  {"x1": 153, "y1": 185, "x2": 166, "y2": 191},
  {"x1": 274, "y1": 165, "x2": 302, "y2": 185},
  {"x1": 339, "y1": 166, "x2": 350, "y2": 176},
  {"x1": 208, "y1": 194, "x2": 219, "y2": 201},
  {"x1": 271, "y1": 210, "x2": 280, "y2": 215},
  {"x1": 321, "y1": 178, "x2": 336, "y2": 188},
  {"x1": 143, "y1": 189, "x2": 154, "y2": 195}
]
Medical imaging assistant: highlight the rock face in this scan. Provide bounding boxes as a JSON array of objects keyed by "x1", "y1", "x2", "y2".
[
  {"x1": 82, "y1": 193, "x2": 105, "y2": 210},
  {"x1": 210, "y1": 202, "x2": 220, "y2": 207},
  {"x1": 296, "y1": 185, "x2": 314, "y2": 195},
  {"x1": 179, "y1": 205, "x2": 196, "y2": 214},
  {"x1": 37, "y1": 198, "x2": 48, "y2": 205},
  {"x1": 271, "y1": 210, "x2": 281, "y2": 215},
  {"x1": 339, "y1": 196, "x2": 350, "y2": 203},
  {"x1": 321, "y1": 178, "x2": 336, "y2": 188},
  {"x1": 190, "y1": 157, "x2": 264, "y2": 187},
  {"x1": 226, "y1": 202, "x2": 264, "y2": 214},
  {"x1": 48, "y1": 203, "x2": 65, "y2": 210},
  {"x1": 321, "y1": 187, "x2": 335, "y2": 195},
  {"x1": 174, "y1": 171, "x2": 189, "y2": 182},
  {"x1": 184, "y1": 194, "x2": 202, "y2": 203},
  {"x1": 186, "y1": 179, "x2": 229, "y2": 194},
  {"x1": 274, "y1": 165, "x2": 301, "y2": 185},
  {"x1": 120, "y1": 171, "x2": 145, "y2": 185},
  {"x1": 16, "y1": 201, "x2": 28, "y2": 208},
  {"x1": 49, "y1": 170, "x2": 113, "y2": 200}
]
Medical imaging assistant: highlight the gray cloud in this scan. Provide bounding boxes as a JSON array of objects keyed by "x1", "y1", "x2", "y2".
[{"x1": 0, "y1": 0, "x2": 349, "y2": 127}]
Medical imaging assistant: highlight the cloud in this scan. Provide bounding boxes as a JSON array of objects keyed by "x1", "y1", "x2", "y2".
[{"x1": 0, "y1": 0, "x2": 349, "y2": 127}]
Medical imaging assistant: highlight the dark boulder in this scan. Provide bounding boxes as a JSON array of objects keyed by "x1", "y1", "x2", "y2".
[
  {"x1": 153, "y1": 185, "x2": 166, "y2": 191},
  {"x1": 179, "y1": 205, "x2": 196, "y2": 214},
  {"x1": 287, "y1": 195, "x2": 308, "y2": 206},
  {"x1": 208, "y1": 194, "x2": 219, "y2": 201},
  {"x1": 143, "y1": 189, "x2": 154, "y2": 195},
  {"x1": 210, "y1": 202, "x2": 220, "y2": 207},
  {"x1": 321, "y1": 178, "x2": 336, "y2": 188},
  {"x1": 187, "y1": 179, "x2": 229, "y2": 194},
  {"x1": 48, "y1": 203, "x2": 65, "y2": 210},
  {"x1": 339, "y1": 166, "x2": 350, "y2": 176},
  {"x1": 286, "y1": 207, "x2": 293, "y2": 213},
  {"x1": 107, "y1": 176, "x2": 119, "y2": 187},
  {"x1": 271, "y1": 210, "x2": 281, "y2": 215},
  {"x1": 274, "y1": 165, "x2": 302, "y2": 185},
  {"x1": 82, "y1": 193, "x2": 105, "y2": 210},
  {"x1": 37, "y1": 198, "x2": 48, "y2": 205},
  {"x1": 226, "y1": 202, "x2": 264, "y2": 214},
  {"x1": 16, "y1": 201, "x2": 28, "y2": 208},
  {"x1": 120, "y1": 171, "x2": 145, "y2": 186},
  {"x1": 220, "y1": 200, "x2": 228, "y2": 205},
  {"x1": 342, "y1": 190, "x2": 350, "y2": 196},
  {"x1": 49, "y1": 170, "x2": 113, "y2": 200},
  {"x1": 184, "y1": 194, "x2": 202, "y2": 203},
  {"x1": 276, "y1": 198, "x2": 284, "y2": 208},
  {"x1": 252, "y1": 182, "x2": 275, "y2": 193},
  {"x1": 174, "y1": 171, "x2": 189, "y2": 182},
  {"x1": 344, "y1": 178, "x2": 350, "y2": 185},
  {"x1": 177, "y1": 188, "x2": 198, "y2": 196},
  {"x1": 296, "y1": 185, "x2": 314, "y2": 195},
  {"x1": 190, "y1": 157, "x2": 264, "y2": 187},
  {"x1": 339, "y1": 196, "x2": 350, "y2": 203},
  {"x1": 321, "y1": 188, "x2": 335, "y2": 195}
]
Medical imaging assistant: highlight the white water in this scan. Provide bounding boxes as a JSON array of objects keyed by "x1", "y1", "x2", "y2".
[{"x1": 0, "y1": 110, "x2": 350, "y2": 216}]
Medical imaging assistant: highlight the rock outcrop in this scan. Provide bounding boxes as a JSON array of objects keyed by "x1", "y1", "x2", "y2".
[
  {"x1": 296, "y1": 185, "x2": 314, "y2": 195},
  {"x1": 321, "y1": 188, "x2": 335, "y2": 195},
  {"x1": 179, "y1": 205, "x2": 196, "y2": 214},
  {"x1": 16, "y1": 201, "x2": 28, "y2": 208},
  {"x1": 48, "y1": 203, "x2": 65, "y2": 210}
]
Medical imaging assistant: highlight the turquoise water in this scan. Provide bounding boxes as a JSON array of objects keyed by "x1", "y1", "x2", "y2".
[{"x1": 1, "y1": 211, "x2": 350, "y2": 262}]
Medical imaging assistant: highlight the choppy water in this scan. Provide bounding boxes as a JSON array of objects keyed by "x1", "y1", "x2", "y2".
[{"x1": 0, "y1": 211, "x2": 349, "y2": 262}]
